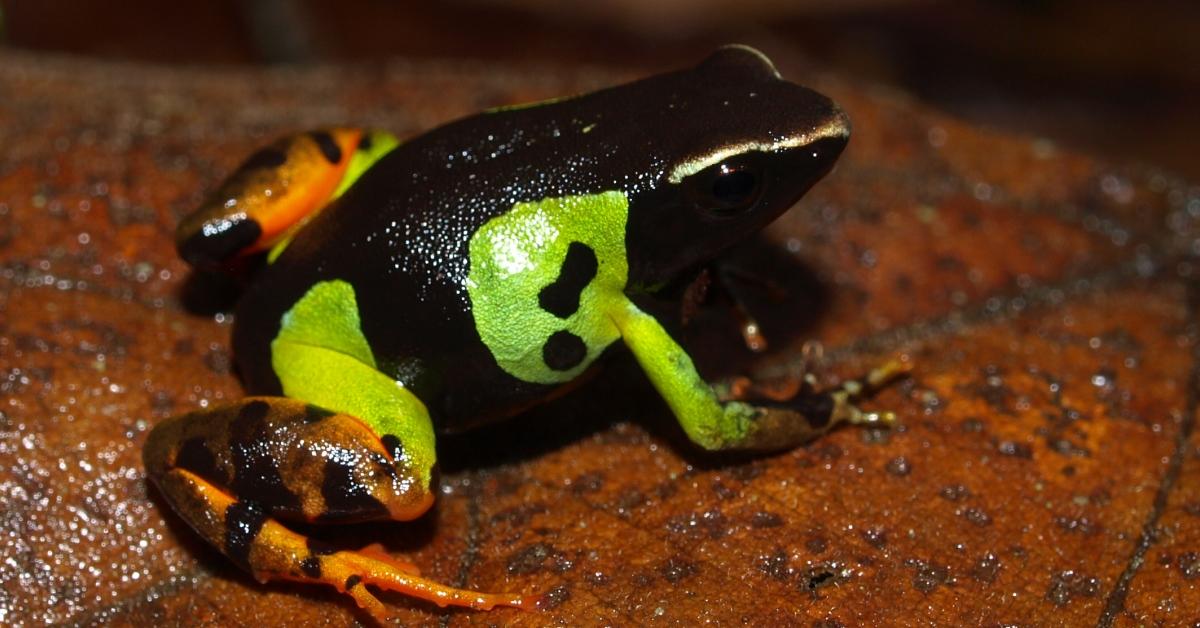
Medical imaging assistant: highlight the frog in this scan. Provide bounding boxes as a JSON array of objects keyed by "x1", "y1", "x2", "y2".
[{"x1": 144, "y1": 45, "x2": 903, "y2": 622}]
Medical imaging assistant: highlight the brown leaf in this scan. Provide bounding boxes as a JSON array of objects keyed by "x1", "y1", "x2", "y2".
[{"x1": 1, "y1": 49, "x2": 1198, "y2": 627}]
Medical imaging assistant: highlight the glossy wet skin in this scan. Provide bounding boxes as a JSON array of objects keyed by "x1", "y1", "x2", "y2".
[
  {"x1": 147, "y1": 46, "x2": 890, "y2": 622},
  {"x1": 231, "y1": 46, "x2": 849, "y2": 429}
]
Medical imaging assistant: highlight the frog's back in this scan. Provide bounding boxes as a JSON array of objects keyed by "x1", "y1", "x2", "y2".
[
  {"x1": 233, "y1": 167, "x2": 530, "y2": 432},
  {"x1": 233, "y1": 48, "x2": 843, "y2": 431},
  {"x1": 232, "y1": 104, "x2": 636, "y2": 431}
]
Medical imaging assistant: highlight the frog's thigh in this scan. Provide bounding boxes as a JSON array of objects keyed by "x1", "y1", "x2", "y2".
[
  {"x1": 270, "y1": 279, "x2": 438, "y2": 489},
  {"x1": 144, "y1": 398, "x2": 532, "y2": 618},
  {"x1": 142, "y1": 397, "x2": 429, "y2": 588}
]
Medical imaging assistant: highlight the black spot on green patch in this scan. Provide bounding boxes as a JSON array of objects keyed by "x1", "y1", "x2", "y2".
[
  {"x1": 543, "y1": 330, "x2": 587, "y2": 371},
  {"x1": 538, "y1": 242, "x2": 598, "y2": 318},
  {"x1": 357, "y1": 133, "x2": 373, "y2": 152},
  {"x1": 310, "y1": 131, "x2": 342, "y2": 164}
]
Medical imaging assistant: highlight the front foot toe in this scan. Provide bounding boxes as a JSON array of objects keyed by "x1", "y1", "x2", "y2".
[
  {"x1": 846, "y1": 408, "x2": 897, "y2": 427},
  {"x1": 825, "y1": 358, "x2": 909, "y2": 427},
  {"x1": 717, "y1": 356, "x2": 910, "y2": 449}
]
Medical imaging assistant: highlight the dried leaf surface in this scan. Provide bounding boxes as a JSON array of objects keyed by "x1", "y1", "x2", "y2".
[{"x1": 1, "y1": 50, "x2": 1198, "y2": 626}]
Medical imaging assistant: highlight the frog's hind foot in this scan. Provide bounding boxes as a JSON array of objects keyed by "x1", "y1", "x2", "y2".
[
  {"x1": 358, "y1": 542, "x2": 422, "y2": 576},
  {"x1": 329, "y1": 546, "x2": 542, "y2": 620},
  {"x1": 167, "y1": 470, "x2": 535, "y2": 623},
  {"x1": 256, "y1": 511, "x2": 540, "y2": 622},
  {"x1": 143, "y1": 397, "x2": 539, "y2": 623}
]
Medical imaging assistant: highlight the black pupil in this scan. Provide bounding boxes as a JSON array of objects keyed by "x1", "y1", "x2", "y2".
[{"x1": 712, "y1": 169, "x2": 757, "y2": 206}]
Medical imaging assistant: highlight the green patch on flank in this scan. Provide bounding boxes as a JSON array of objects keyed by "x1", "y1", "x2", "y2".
[{"x1": 467, "y1": 191, "x2": 629, "y2": 384}]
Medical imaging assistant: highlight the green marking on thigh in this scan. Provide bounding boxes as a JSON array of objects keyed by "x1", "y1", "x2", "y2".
[{"x1": 271, "y1": 279, "x2": 435, "y2": 483}]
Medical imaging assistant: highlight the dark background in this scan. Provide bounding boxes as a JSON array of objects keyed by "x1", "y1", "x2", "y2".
[{"x1": 1, "y1": 0, "x2": 1196, "y2": 178}]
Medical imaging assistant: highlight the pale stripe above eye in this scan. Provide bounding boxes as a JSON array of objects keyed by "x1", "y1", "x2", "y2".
[{"x1": 667, "y1": 118, "x2": 850, "y2": 184}]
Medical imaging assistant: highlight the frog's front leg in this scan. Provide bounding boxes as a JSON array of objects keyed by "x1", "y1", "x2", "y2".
[
  {"x1": 610, "y1": 299, "x2": 903, "y2": 451},
  {"x1": 144, "y1": 398, "x2": 537, "y2": 621}
]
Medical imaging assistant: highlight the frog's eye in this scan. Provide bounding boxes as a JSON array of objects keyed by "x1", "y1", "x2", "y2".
[
  {"x1": 687, "y1": 157, "x2": 765, "y2": 218},
  {"x1": 712, "y1": 164, "x2": 758, "y2": 206}
]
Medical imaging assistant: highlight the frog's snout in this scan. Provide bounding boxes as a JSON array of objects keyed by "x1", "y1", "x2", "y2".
[{"x1": 805, "y1": 133, "x2": 849, "y2": 177}]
